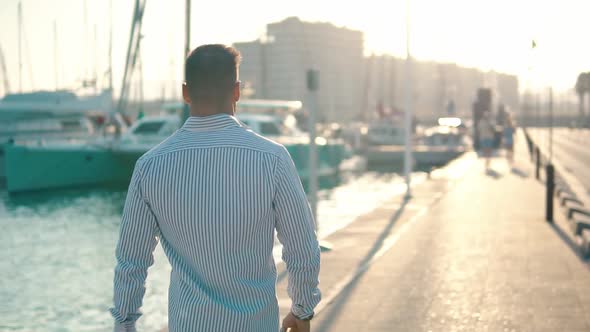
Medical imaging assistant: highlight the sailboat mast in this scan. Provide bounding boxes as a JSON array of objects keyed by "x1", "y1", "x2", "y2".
[
  {"x1": 93, "y1": 24, "x2": 98, "y2": 93},
  {"x1": 117, "y1": 0, "x2": 146, "y2": 114},
  {"x1": 83, "y1": 0, "x2": 88, "y2": 82},
  {"x1": 182, "y1": 0, "x2": 191, "y2": 121},
  {"x1": 138, "y1": 50, "x2": 144, "y2": 114},
  {"x1": 54, "y1": 20, "x2": 58, "y2": 91},
  {"x1": 108, "y1": 0, "x2": 113, "y2": 94},
  {"x1": 18, "y1": 1, "x2": 22, "y2": 92},
  {"x1": 0, "y1": 44, "x2": 10, "y2": 94}
]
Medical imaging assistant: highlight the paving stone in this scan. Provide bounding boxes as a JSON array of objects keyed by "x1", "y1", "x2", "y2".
[{"x1": 274, "y1": 132, "x2": 590, "y2": 332}]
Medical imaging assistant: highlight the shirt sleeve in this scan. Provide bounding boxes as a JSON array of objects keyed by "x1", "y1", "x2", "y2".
[
  {"x1": 110, "y1": 159, "x2": 160, "y2": 330},
  {"x1": 273, "y1": 148, "x2": 321, "y2": 319}
]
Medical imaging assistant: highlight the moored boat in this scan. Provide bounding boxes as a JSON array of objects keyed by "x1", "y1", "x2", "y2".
[
  {"x1": 4, "y1": 100, "x2": 346, "y2": 193},
  {"x1": 0, "y1": 90, "x2": 111, "y2": 187},
  {"x1": 236, "y1": 112, "x2": 346, "y2": 183},
  {"x1": 3, "y1": 114, "x2": 177, "y2": 193},
  {"x1": 366, "y1": 117, "x2": 468, "y2": 167}
]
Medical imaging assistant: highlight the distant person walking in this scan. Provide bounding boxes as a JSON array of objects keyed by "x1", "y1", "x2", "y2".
[
  {"x1": 503, "y1": 113, "x2": 516, "y2": 165},
  {"x1": 478, "y1": 111, "x2": 495, "y2": 171},
  {"x1": 110, "y1": 44, "x2": 321, "y2": 332}
]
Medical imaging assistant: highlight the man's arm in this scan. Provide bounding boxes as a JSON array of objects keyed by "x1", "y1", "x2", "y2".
[
  {"x1": 273, "y1": 149, "x2": 321, "y2": 320},
  {"x1": 110, "y1": 160, "x2": 159, "y2": 331}
]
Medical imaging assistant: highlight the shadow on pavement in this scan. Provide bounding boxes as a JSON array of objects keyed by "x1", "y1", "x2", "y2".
[
  {"x1": 485, "y1": 168, "x2": 503, "y2": 179},
  {"x1": 314, "y1": 198, "x2": 409, "y2": 331},
  {"x1": 510, "y1": 167, "x2": 529, "y2": 178},
  {"x1": 549, "y1": 222, "x2": 590, "y2": 264}
]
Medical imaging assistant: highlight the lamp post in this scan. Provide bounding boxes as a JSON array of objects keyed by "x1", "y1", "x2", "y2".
[
  {"x1": 306, "y1": 69, "x2": 319, "y2": 226},
  {"x1": 306, "y1": 69, "x2": 331, "y2": 252},
  {"x1": 403, "y1": 0, "x2": 413, "y2": 199}
]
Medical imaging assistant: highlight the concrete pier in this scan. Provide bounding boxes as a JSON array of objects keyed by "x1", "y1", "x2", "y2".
[{"x1": 158, "y1": 131, "x2": 590, "y2": 331}]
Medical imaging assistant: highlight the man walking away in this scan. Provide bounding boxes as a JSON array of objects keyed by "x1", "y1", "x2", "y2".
[
  {"x1": 110, "y1": 44, "x2": 321, "y2": 332},
  {"x1": 478, "y1": 111, "x2": 495, "y2": 171}
]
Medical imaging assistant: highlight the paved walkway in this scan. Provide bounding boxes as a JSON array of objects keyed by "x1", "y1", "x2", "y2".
[{"x1": 275, "y1": 131, "x2": 590, "y2": 332}]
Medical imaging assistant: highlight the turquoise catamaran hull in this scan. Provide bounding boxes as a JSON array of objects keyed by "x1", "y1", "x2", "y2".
[
  {"x1": 4, "y1": 142, "x2": 346, "y2": 193},
  {"x1": 5, "y1": 144, "x2": 140, "y2": 193}
]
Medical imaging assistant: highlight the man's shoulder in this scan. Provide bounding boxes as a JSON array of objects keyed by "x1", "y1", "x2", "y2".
[
  {"x1": 239, "y1": 127, "x2": 289, "y2": 157},
  {"x1": 136, "y1": 127, "x2": 289, "y2": 166}
]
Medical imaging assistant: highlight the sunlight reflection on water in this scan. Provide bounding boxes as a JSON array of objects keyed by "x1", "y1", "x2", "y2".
[{"x1": 0, "y1": 166, "x2": 422, "y2": 331}]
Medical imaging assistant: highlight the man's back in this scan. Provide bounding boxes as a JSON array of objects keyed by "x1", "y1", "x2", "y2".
[{"x1": 111, "y1": 114, "x2": 321, "y2": 331}]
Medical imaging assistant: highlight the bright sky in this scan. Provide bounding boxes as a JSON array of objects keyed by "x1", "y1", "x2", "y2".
[{"x1": 0, "y1": 0, "x2": 588, "y2": 99}]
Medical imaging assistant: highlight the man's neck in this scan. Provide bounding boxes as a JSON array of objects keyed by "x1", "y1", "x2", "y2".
[{"x1": 190, "y1": 103, "x2": 235, "y2": 117}]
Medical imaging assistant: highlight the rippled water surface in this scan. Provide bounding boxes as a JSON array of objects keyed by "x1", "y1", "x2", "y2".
[{"x1": 0, "y1": 165, "x2": 423, "y2": 331}]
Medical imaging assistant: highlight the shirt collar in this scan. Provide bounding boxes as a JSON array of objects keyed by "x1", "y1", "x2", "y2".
[{"x1": 181, "y1": 113, "x2": 242, "y2": 132}]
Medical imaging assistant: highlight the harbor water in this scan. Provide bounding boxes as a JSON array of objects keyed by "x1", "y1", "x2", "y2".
[{"x1": 0, "y1": 164, "x2": 426, "y2": 331}]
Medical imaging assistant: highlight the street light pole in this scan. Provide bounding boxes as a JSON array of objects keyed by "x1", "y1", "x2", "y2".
[
  {"x1": 306, "y1": 69, "x2": 332, "y2": 252},
  {"x1": 403, "y1": 0, "x2": 413, "y2": 199},
  {"x1": 306, "y1": 69, "x2": 319, "y2": 226}
]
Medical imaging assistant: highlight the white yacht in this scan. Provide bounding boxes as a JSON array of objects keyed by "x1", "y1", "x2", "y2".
[{"x1": 366, "y1": 117, "x2": 468, "y2": 167}]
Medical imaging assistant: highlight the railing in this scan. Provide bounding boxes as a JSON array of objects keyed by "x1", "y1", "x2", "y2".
[{"x1": 523, "y1": 128, "x2": 590, "y2": 258}]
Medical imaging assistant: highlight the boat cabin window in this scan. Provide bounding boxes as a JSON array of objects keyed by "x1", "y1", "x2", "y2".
[
  {"x1": 260, "y1": 121, "x2": 282, "y2": 136},
  {"x1": 238, "y1": 118, "x2": 289, "y2": 136},
  {"x1": 60, "y1": 120, "x2": 82, "y2": 131},
  {"x1": 133, "y1": 121, "x2": 165, "y2": 135}
]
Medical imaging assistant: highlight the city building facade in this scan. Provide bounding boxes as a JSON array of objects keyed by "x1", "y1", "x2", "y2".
[
  {"x1": 234, "y1": 17, "x2": 364, "y2": 122},
  {"x1": 364, "y1": 55, "x2": 519, "y2": 124},
  {"x1": 235, "y1": 17, "x2": 519, "y2": 125}
]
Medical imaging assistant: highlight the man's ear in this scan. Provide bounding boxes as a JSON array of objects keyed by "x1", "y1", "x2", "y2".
[
  {"x1": 182, "y1": 83, "x2": 191, "y2": 104},
  {"x1": 233, "y1": 82, "x2": 240, "y2": 102}
]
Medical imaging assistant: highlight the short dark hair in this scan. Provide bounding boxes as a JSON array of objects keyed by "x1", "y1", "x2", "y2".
[{"x1": 184, "y1": 44, "x2": 241, "y2": 103}]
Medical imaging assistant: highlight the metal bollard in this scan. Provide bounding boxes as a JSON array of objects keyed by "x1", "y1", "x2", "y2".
[
  {"x1": 535, "y1": 147, "x2": 541, "y2": 180},
  {"x1": 524, "y1": 131, "x2": 533, "y2": 161},
  {"x1": 546, "y1": 163, "x2": 555, "y2": 223}
]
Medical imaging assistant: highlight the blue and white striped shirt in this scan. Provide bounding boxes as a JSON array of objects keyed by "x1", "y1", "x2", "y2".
[{"x1": 111, "y1": 114, "x2": 321, "y2": 331}]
